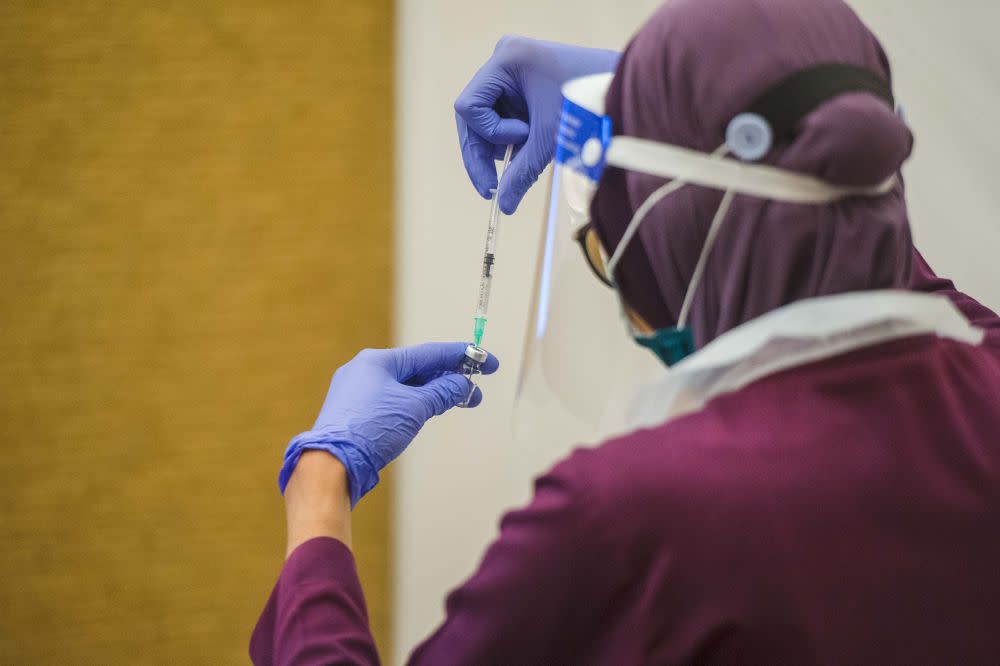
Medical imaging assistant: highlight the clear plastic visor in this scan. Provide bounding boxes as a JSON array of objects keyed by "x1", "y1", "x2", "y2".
[{"x1": 511, "y1": 165, "x2": 664, "y2": 474}]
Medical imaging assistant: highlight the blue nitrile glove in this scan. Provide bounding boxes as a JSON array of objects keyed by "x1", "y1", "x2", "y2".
[
  {"x1": 454, "y1": 36, "x2": 620, "y2": 215},
  {"x1": 278, "y1": 342, "x2": 500, "y2": 507}
]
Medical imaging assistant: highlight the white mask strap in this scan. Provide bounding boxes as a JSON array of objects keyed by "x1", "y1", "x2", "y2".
[
  {"x1": 606, "y1": 145, "x2": 730, "y2": 281},
  {"x1": 678, "y1": 188, "x2": 736, "y2": 328},
  {"x1": 605, "y1": 179, "x2": 687, "y2": 281}
]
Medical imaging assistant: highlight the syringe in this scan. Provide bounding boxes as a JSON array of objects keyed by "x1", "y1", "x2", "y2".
[{"x1": 472, "y1": 143, "x2": 515, "y2": 347}]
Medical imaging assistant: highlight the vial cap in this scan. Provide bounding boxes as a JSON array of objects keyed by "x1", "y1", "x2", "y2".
[
  {"x1": 726, "y1": 113, "x2": 773, "y2": 162},
  {"x1": 464, "y1": 345, "x2": 489, "y2": 364}
]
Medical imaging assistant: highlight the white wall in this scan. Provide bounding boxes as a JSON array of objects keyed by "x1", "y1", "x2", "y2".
[
  {"x1": 392, "y1": 3, "x2": 660, "y2": 662},
  {"x1": 847, "y1": 2, "x2": 1000, "y2": 298},
  {"x1": 393, "y1": 1, "x2": 1000, "y2": 662}
]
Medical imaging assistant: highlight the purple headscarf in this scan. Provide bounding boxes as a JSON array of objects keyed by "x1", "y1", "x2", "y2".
[{"x1": 592, "y1": 0, "x2": 915, "y2": 347}]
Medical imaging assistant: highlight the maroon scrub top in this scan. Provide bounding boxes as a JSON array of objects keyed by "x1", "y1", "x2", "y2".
[{"x1": 251, "y1": 252, "x2": 1000, "y2": 664}]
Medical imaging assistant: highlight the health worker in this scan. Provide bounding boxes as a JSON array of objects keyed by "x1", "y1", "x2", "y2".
[{"x1": 251, "y1": 1, "x2": 1000, "y2": 663}]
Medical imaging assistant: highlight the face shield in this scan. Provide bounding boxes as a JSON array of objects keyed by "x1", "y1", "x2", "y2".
[
  {"x1": 513, "y1": 68, "x2": 899, "y2": 469},
  {"x1": 512, "y1": 74, "x2": 663, "y2": 471}
]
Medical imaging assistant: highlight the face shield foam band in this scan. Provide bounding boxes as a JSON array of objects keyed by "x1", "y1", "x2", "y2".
[{"x1": 605, "y1": 137, "x2": 897, "y2": 205}]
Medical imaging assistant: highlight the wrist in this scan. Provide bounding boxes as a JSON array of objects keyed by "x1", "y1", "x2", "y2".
[
  {"x1": 284, "y1": 450, "x2": 352, "y2": 556},
  {"x1": 280, "y1": 429, "x2": 381, "y2": 507},
  {"x1": 288, "y1": 449, "x2": 350, "y2": 499}
]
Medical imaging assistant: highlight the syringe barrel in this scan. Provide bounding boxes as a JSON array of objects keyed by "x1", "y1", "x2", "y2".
[
  {"x1": 476, "y1": 272, "x2": 492, "y2": 314},
  {"x1": 470, "y1": 144, "x2": 513, "y2": 325},
  {"x1": 483, "y1": 215, "x2": 500, "y2": 256}
]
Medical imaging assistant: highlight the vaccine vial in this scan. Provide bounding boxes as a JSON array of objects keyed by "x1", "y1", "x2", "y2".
[{"x1": 457, "y1": 345, "x2": 488, "y2": 408}]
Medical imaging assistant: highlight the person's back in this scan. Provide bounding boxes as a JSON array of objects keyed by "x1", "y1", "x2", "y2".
[
  {"x1": 568, "y1": 321, "x2": 1000, "y2": 663},
  {"x1": 535, "y1": 1, "x2": 1000, "y2": 654},
  {"x1": 389, "y1": 258, "x2": 1000, "y2": 665}
]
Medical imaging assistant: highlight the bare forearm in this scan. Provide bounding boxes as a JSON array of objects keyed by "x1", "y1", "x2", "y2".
[{"x1": 284, "y1": 450, "x2": 353, "y2": 557}]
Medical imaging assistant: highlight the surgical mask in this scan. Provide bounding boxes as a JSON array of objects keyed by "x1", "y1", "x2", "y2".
[{"x1": 552, "y1": 68, "x2": 898, "y2": 366}]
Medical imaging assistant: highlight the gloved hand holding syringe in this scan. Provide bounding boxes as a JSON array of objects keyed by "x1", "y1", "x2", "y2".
[{"x1": 458, "y1": 143, "x2": 515, "y2": 407}]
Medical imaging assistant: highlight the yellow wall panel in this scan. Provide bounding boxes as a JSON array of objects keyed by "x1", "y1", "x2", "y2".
[{"x1": 0, "y1": 2, "x2": 394, "y2": 662}]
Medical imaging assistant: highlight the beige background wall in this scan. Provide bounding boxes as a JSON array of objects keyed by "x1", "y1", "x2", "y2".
[
  {"x1": 393, "y1": 0, "x2": 1000, "y2": 661},
  {"x1": 393, "y1": 1, "x2": 663, "y2": 660},
  {"x1": 0, "y1": 2, "x2": 394, "y2": 662}
]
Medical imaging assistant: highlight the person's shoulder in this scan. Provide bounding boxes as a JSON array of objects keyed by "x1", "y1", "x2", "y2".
[
  {"x1": 533, "y1": 409, "x2": 782, "y2": 589},
  {"x1": 555, "y1": 398, "x2": 813, "y2": 535}
]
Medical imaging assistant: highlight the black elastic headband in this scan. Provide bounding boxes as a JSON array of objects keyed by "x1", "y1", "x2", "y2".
[
  {"x1": 726, "y1": 63, "x2": 897, "y2": 161},
  {"x1": 749, "y1": 63, "x2": 895, "y2": 140}
]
